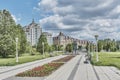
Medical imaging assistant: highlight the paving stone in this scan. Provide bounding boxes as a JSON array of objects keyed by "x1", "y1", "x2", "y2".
[
  {"x1": 0, "y1": 55, "x2": 66, "y2": 80},
  {"x1": 2, "y1": 52, "x2": 120, "y2": 80},
  {"x1": 73, "y1": 55, "x2": 98, "y2": 80},
  {"x1": 3, "y1": 76, "x2": 45, "y2": 80},
  {"x1": 94, "y1": 66, "x2": 120, "y2": 80},
  {"x1": 45, "y1": 55, "x2": 81, "y2": 80}
]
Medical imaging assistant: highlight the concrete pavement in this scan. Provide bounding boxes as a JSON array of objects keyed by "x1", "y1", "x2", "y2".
[
  {"x1": 0, "y1": 55, "x2": 66, "y2": 80},
  {"x1": 45, "y1": 55, "x2": 82, "y2": 80},
  {"x1": 2, "y1": 51, "x2": 120, "y2": 80},
  {"x1": 94, "y1": 66, "x2": 120, "y2": 80},
  {"x1": 46, "y1": 51, "x2": 120, "y2": 80},
  {"x1": 73, "y1": 54, "x2": 98, "y2": 80}
]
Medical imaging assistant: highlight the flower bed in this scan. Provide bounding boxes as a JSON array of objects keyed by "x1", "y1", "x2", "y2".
[
  {"x1": 52, "y1": 55, "x2": 75, "y2": 62},
  {"x1": 16, "y1": 63, "x2": 63, "y2": 77},
  {"x1": 16, "y1": 55, "x2": 75, "y2": 77}
]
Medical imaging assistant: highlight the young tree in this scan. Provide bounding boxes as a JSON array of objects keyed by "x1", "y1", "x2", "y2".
[
  {"x1": 66, "y1": 43, "x2": 73, "y2": 52},
  {"x1": 17, "y1": 24, "x2": 27, "y2": 55},
  {"x1": 37, "y1": 33, "x2": 49, "y2": 54}
]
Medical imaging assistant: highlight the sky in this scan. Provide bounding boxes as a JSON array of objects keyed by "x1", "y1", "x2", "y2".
[{"x1": 0, "y1": 0, "x2": 120, "y2": 41}]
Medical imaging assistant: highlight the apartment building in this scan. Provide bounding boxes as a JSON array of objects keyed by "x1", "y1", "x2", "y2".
[{"x1": 23, "y1": 19, "x2": 42, "y2": 46}]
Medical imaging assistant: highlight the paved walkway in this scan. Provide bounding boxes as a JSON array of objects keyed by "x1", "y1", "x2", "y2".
[
  {"x1": 73, "y1": 54, "x2": 98, "y2": 80},
  {"x1": 0, "y1": 55, "x2": 66, "y2": 80},
  {"x1": 45, "y1": 54, "x2": 82, "y2": 80},
  {"x1": 46, "y1": 52, "x2": 120, "y2": 80},
  {"x1": 94, "y1": 66, "x2": 120, "y2": 80},
  {"x1": 45, "y1": 52, "x2": 98, "y2": 80},
  {"x1": 2, "y1": 52, "x2": 120, "y2": 80}
]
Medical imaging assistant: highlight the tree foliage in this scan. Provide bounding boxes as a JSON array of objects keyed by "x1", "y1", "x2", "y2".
[
  {"x1": 86, "y1": 38, "x2": 118, "y2": 52},
  {"x1": 0, "y1": 9, "x2": 27, "y2": 58},
  {"x1": 97, "y1": 39, "x2": 117, "y2": 52},
  {"x1": 86, "y1": 38, "x2": 119, "y2": 52},
  {"x1": 52, "y1": 45, "x2": 63, "y2": 51},
  {"x1": 17, "y1": 24, "x2": 27, "y2": 55},
  {"x1": 86, "y1": 42, "x2": 94, "y2": 52},
  {"x1": 37, "y1": 33, "x2": 49, "y2": 54},
  {"x1": 66, "y1": 43, "x2": 73, "y2": 52}
]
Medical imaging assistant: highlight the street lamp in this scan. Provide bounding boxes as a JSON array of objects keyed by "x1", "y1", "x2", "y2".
[
  {"x1": 91, "y1": 41, "x2": 94, "y2": 56},
  {"x1": 57, "y1": 45, "x2": 58, "y2": 55},
  {"x1": 42, "y1": 42, "x2": 44, "y2": 57},
  {"x1": 16, "y1": 37, "x2": 18, "y2": 62},
  {"x1": 119, "y1": 45, "x2": 120, "y2": 51},
  {"x1": 89, "y1": 42, "x2": 91, "y2": 53},
  {"x1": 94, "y1": 35, "x2": 99, "y2": 62}
]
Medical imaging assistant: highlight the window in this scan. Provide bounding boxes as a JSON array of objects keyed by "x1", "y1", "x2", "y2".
[{"x1": 35, "y1": 28, "x2": 37, "y2": 39}]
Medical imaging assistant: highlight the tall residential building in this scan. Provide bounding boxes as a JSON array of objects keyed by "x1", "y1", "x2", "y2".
[
  {"x1": 53, "y1": 32, "x2": 88, "y2": 47},
  {"x1": 23, "y1": 19, "x2": 42, "y2": 46},
  {"x1": 43, "y1": 32, "x2": 53, "y2": 45}
]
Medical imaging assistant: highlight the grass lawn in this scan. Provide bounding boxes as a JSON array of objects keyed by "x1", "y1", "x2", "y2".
[
  {"x1": 91, "y1": 52, "x2": 120, "y2": 69},
  {"x1": 0, "y1": 52, "x2": 63, "y2": 66}
]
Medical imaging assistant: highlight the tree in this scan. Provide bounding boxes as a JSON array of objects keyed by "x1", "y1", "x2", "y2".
[
  {"x1": 0, "y1": 9, "x2": 16, "y2": 57},
  {"x1": 86, "y1": 42, "x2": 94, "y2": 52},
  {"x1": 0, "y1": 9, "x2": 27, "y2": 57},
  {"x1": 37, "y1": 33, "x2": 49, "y2": 54},
  {"x1": 48, "y1": 46, "x2": 54, "y2": 52},
  {"x1": 97, "y1": 39, "x2": 118, "y2": 52},
  {"x1": 86, "y1": 42, "x2": 89, "y2": 52},
  {"x1": 17, "y1": 24, "x2": 27, "y2": 55},
  {"x1": 78, "y1": 45, "x2": 82, "y2": 50},
  {"x1": 51, "y1": 45, "x2": 56, "y2": 51},
  {"x1": 116, "y1": 41, "x2": 120, "y2": 51},
  {"x1": 52, "y1": 44, "x2": 63, "y2": 51},
  {"x1": 66, "y1": 44, "x2": 73, "y2": 52},
  {"x1": 98, "y1": 40, "x2": 104, "y2": 52}
]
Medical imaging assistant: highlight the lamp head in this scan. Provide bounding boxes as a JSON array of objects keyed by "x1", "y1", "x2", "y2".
[
  {"x1": 42, "y1": 42, "x2": 44, "y2": 45},
  {"x1": 94, "y1": 35, "x2": 98, "y2": 40},
  {"x1": 16, "y1": 37, "x2": 18, "y2": 42}
]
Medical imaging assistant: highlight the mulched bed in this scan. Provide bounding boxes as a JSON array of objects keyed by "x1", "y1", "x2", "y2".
[
  {"x1": 16, "y1": 55, "x2": 75, "y2": 77},
  {"x1": 52, "y1": 55, "x2": 75, "y2": 62},
  {"x1": 16, "y1": 63, "x2": 63, "y2": 77}
]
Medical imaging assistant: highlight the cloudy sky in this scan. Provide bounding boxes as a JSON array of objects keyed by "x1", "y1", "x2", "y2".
[{"x1": 0, "y1": 0, "x2": 120, "y2": 41}]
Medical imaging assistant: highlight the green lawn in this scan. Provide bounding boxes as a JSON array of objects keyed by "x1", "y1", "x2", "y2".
[
  {"x1": 91, "y1": 52, "x2": 120, "y2": 69},
  {"x1": 0, "y1": 52, "x2": 63, "y2": 66}
]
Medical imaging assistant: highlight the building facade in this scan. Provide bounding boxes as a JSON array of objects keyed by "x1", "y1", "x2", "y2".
[
  {"x1": 23, "y1": 19, "x2": 42, "y2": 46},
  {"x1": 43, "y1": 32, "x2": 53, "y2": 45},
  {"x1": 53, "y1": 32, "x2": 88, "y2": 47}
]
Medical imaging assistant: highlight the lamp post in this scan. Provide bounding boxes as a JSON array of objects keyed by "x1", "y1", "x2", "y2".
[
  {"x1": 16, "y1": 37, "x2": 18, "y2": 62},
  {"x1": 89, "y1": 42, "x2": 91, "y2": 53},
  {"x1": 94, "y1": 35, "x2": 99, "y2": 62},
  {"x1": 91, "y1": 41, "x2": 94, "y2": 56},
  {"x1": 42, "y1": 42, "x2": 44, "y2": 57},
  {"x1": 119, "y1": 45, "x2": 120, "y2": 51},
  {"x1": 64, "y1": 39, "x2": 66, "y2": 55},
  {"x1": 63, "y1": 44, "x2": 64, "y2": 54},
  {"x1": 57, "y1": 45, "x2": 58, "y2": 55}
]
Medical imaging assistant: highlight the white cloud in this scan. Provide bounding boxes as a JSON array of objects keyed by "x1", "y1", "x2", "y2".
[
  {"x1": 85, "y1": 0, "x2": 113, "y2": 11},
  {"x1": 109, "y1": 5, "x2": 120, "y2": 16},
  {"x1": 33, "y1": 7, "x2": 40, "y2": 11},
  {"x1": 53, "y1": 5, "x2": 74, "y2": 15},
  {"x1": 36, "y1": 0, "x2": 120, "y2": 40},
  {"x1": 38, "y1": 0, "x2": 57, "y2": 12},
  {"x1": 11, "y1": 14, "x2": 21, "y2": 23}
]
